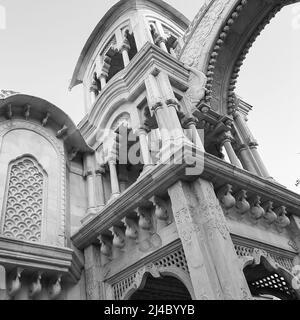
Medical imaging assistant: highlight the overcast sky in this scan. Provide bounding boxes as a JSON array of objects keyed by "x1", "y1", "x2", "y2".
[{"x1": 0, "y1": 0, "x2": 299, "y2": 193}]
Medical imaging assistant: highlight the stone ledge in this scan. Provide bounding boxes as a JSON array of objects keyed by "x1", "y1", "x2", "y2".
[
  {"x1": 0, "y1": 236, "x2": 83, "y2": 283},
  {"x1": 71, "y1": 144, "x2": 300, "y2": 249}
]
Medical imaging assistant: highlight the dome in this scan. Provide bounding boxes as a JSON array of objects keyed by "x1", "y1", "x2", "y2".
[{"x1": 0, "y1": 89, "x2": 19, "y2": 100}]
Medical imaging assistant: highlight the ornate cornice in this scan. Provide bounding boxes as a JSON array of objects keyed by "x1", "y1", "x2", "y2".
[
  {"x1": 0, "y1": 236, "x2": 84, "y2": 283},
  {"x1": 71, "y1": 143, "x2": 300, "y2": 249}
]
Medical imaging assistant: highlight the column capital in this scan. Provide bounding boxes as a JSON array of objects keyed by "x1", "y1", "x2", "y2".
[
  {"x1": 95, "y1": 164, "x2": 106, "y2": 175},
  {"x1": 166, "y1": 98, "x2": 180, "y2": 107},
  {"x1": 137, "y1": 125, "x2": 150, "y2": 135},
  {"x1": 151, "y1": 101, "x2": 163, "y2": 112},
  {"x1": 120, "y1": 39, "x2": 131, "y2": 52},
  {"x1": 84, "y1": 169, "x2": 94, "y2": 178},
  {"x1": 236, "y1": 143, "x2": 248, "y2": 153},
  {"x1": 249, "y1": 141, "x2": 259, "y2": 148},
  {"x1": 99, "y1": 71, "x2": 108, "y2": 79},
  {"x1": 182, "y1": 116, "x2": 198, "y2": 128},
  {"x1": 89, "y1": 83, "x2": 98, "y2": 94},
  {"x1": 218, "y1": 131, "x2": 234, "y2": 145},
  {"x1": 155, "y1": 36, "x2": 167, "y2": 46}
]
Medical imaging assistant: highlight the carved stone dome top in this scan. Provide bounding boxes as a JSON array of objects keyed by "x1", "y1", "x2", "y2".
[{"x1": 69, "y1": 0, "x2": 190, "y2": 90}]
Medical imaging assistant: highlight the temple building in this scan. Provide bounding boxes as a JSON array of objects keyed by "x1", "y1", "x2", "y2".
[{"x1": 0, "y1": 0, "x2": 300, "y2": 300}]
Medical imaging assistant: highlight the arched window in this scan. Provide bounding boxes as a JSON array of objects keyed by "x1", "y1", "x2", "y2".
[{"x1": 1, "y1": 155, "x2": 47, "y2": 242}]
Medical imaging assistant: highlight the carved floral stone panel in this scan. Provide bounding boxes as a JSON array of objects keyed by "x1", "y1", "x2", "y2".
[{"x1": 2, "y1": 156, "x2": 46, "y2": 242}]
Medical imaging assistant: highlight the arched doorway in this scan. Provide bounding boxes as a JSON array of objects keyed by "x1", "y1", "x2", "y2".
[
  {"x1": 241, "y1": 251, "x2": 300, "y2": 300},
  {"x1": 129, "y1": 274, "x2": 192, "y2": 300},
  {"x1": 244, "y1": 263, "x2": 298, "y2": 300}
]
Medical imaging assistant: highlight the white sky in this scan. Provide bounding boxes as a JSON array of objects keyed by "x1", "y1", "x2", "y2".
[{"x1": 0, "y1": 0, "x2": 299, "y2": 193}]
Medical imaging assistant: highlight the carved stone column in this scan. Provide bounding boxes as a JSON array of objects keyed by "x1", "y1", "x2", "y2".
[
  {"x1": 120, "y1": 38, "x2": 131, "y2": 67},
  {"x1": 84, "y1": 245, "x2": 106, "y2": 300},
  {"x1": 169, "y1": 47, "x2": 177, "y2": 58},
  {"x1": 100, "y1": 53, "x2": 112, "y2": 89},
  {"x1": 137, "y1": 126, "x2": 153, "y2": 171},
  {"x1": 156, "y1": 72, "x2": 187, "y2": 146},
  {"x1": 108, "y1": 160, "x2": 120, "y2": 199},
  {"x1": 95, "y1": 165, "x2": 106, "y2": 209},
  {"x1": 168, "y1": 179, "x2": 252, "y2": 300},
  {"x1": 249, "y1": 142, "x2": 271, "y2": 178},
  {"x1": 220, "y1": 132, "x2": 243, "y2": 168},
  {"x1": 85, "y1": 170, "x2": 96, "y2": 212},
  {"x1": 165, "y1": 99, "x2": 186, "y2": 145},
  {"x1": 183, "y1": 117, "x2": 204, "y2": 151},
  {"x1": 99, "y1": 72, "x2": 108, "y2": 90},
  {"x1": 151, "y1": 102, "x2": 170, "y2": 145},
  {"x1": 234, "y1": 110, "x2": 270, "y2": 178},
  {"x1": 145, "y1": 74, "x2": 171, "y2": 145},
  {"x1": 89, "y1": 83, "x2": 98, "y2": 104},
  {"x1": 237, "y1": 145, "x2": 259, "y2": 174},
  {"x1": 118, "y1": 165, "x2": 129, "y2": 192},
  {"x1": 156, "y1": 36, "x2": 168, "y2": 53}
]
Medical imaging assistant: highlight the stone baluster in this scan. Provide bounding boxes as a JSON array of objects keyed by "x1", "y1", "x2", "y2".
[
  {"x1": 217, "y1": 184, "x2": 236, "y2": 210},
  {"x1": 29, "y1": 271, "x2": 43, "y2": 299},
  {"x1": 235, "y1": 190, "x2": 250, "y2": 215},
  {"x1": 249, "y1": 195, "x2": 264, "y2": 220},
  {"x1": 98, "y1": 235, "x2": 112, "y2": 266},
  {"x1": 136, "y1": 207, "x2": 152, "y2": 243},
  {"x1": 48, "y1": 275, "x2": 62, "y2": 300},
  {"x1": 275, "y1": 206, "x2": 290, "y2": 229},
  {"x1": 122, "y1": 216, "x2": 139, "y2": 249},
  {"x1": 150, "y1": 196, "x2": 169, "y2": 231},
  {"x1": 7, "y1": 267, "x2": 23, "y2": 299},
  {"x1": 109, "y1": 226, "x2": 126, "y2": 259},
  {"x1": 262, "y1": 201, "x2": 277, "y2": 224}
]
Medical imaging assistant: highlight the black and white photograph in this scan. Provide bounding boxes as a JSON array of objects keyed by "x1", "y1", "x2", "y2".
[{"x1": 0, "y1": 0, "x2": 299, "y2": 307}]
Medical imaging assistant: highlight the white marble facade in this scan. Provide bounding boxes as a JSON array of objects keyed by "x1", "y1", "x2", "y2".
[{"x1": 0, "y1": 0, "x2": 300, "y2": 300}]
